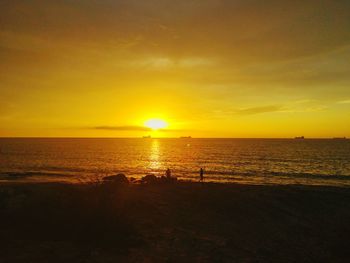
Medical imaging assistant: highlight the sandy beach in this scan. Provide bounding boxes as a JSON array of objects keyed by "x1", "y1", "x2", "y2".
[
  {"x1": 1, "y1": 180, "x2": 350, "y2": 262},
  {"x1": 2, "y1": 0, "x2": 350, "y2": 261}
]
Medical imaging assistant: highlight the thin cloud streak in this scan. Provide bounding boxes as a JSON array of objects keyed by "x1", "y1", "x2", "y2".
[
  {"x1": 94, "y1": 126, "x2": 152, "y2": 131},
  {"x1": 337, "y1": 100, "x2": 350, "y2": 104},
  {"x1": 92, "y1": 126, "x2": 188, "y2": 132},
  {"x1": 235, "y1": 105, "x2": 283, "y2": 115}
]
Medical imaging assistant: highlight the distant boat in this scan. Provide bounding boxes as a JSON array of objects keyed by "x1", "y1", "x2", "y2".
[
  {"x1": 180, "y1": 136, "x2": 192, "y2": 139},
  {"x1": 294, "y1": 136, "x2": 305, "y2": 140},
  {"x1": 143, "y1": 135, "x2": 151, "y2": 138},
  {"x1": 333, "y1": 137, "x2": 347, "y2": 140}
]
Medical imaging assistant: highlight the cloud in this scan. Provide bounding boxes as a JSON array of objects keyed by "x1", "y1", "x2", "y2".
[
  {"x1": 94, "y1": 126, "x2": 152, "y2": 131},
  {"x1": 2, "y1": 0, "x2": 350, "y2": 62},
  {"x1": 127, "y1": 56, "x2": 215, "y2": 69},
  {"x1": 1, "y1": 0, "x2": 350, "y2": 137},
  {"x1": 210, "y1": 102, "x2": 330, "y2": 118},
  {"x1": 337, "y1": 100, "x2": 350, "y2": 104},
  {"x1": 92, "y1": 126, "x2": 187, "y2": 132},
  {"x1": 235, "y1": 105, "x2": 283, "y2": 115}
]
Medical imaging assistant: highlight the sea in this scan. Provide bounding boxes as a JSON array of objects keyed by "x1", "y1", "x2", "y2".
[{"x1": 0, "y1": 138, "x2": 350, "y2": 186}]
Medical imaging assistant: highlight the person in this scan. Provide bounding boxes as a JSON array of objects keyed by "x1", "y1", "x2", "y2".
[
  {"x1": 200, "y1": 168, "x2": 204, "y2": 182},
  {"x1": 166, "y1": 168, "x2": 171, "y2": 179}
]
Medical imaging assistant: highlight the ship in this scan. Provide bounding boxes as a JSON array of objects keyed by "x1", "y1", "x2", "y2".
[
  {"x1": 142, "y1": 135, "x2": 151, "y2": 139},
  {"x1": 294, "y1": 136, "x2": 305, "y2": 140},
  {"x1": 180, "y1": 136, "x2": 192, "y2": 139},
  {"x1": 333, "y1": 137, "x2": 347, "y2": 140}
]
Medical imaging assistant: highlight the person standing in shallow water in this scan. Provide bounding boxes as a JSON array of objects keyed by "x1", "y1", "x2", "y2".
[
  {"x1": 200, "y1": 168, "x2": 204, "y2": 182},
  {"x1": 166, "y1": 168, "x2": 171, "y2": 179}
]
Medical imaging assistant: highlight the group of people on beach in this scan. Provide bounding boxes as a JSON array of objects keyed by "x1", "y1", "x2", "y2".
[{"x1": 165, "y1": 167, "x2": 204, "y2": 182}]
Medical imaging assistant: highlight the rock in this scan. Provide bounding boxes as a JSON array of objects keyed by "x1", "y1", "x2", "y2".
[
  {"x1": 141, "y1": 174, "x2": 158, "y2": 184},
  {"x1": 129, "y1": 177, "x2": 137, "y2": 182},
  {"x1": 103, "y1": 173, "x2": 129, "y2": 184},
  {"x1": 159, "y1": 175, "x2": 177, "y2": 184},
  {"x1": 168, "y1": 177, "x2": 178, "y2": 183}
]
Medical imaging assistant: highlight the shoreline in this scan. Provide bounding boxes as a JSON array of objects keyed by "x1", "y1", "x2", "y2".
[
  {"x1": 1, "y1": 172, "x2": 350, "y2": 188},
  {"x1": 2, "y1": 180, "x2": 350, "y2": 194}
]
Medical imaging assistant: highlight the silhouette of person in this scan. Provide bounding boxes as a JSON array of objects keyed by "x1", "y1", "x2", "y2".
[
  {"x1": 166, "y1": 168, "x2": 171, "y2": 179},
  {"x1": 200, "y1": 168, "x2": 204, "y2": 182}
]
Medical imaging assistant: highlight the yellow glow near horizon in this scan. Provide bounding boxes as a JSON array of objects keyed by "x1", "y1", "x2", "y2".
[
  {"x1": 145, "y1": 119, "x2": 168, "y2": 130},
  {"x1": 1, "y1": 2, "x2": 350, "y2": 138}
]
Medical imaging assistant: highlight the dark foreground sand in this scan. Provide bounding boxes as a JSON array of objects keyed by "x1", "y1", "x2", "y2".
[{"x1": 1, "y1": 181, "x2": 350, "y2": 263}]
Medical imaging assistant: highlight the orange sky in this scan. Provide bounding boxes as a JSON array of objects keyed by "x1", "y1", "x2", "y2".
[{"x1": 1, "y1": 0, "x2": 350, "y2": 137}]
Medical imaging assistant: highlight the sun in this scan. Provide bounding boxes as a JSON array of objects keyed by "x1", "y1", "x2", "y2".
[{"x1": 145, "y1": 119, "x2": 168, "y2": 130}]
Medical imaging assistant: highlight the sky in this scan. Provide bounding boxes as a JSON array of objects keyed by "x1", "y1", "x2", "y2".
[{"x1": 1, "y1": 0, "x2": 350, "y2": 138}]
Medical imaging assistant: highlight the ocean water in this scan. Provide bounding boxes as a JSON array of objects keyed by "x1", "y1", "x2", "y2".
[{"x1": 0, "y1": 138, "x2": 350, "y2": 186}]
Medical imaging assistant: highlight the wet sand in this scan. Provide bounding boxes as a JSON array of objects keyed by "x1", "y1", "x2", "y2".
[{"x1": 1, "y1": 181, "x2": 350, "y2": 262}]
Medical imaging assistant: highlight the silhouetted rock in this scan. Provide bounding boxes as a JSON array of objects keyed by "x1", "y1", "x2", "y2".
[
  {"x1": 103, "y1": 173, "x2": 129, "y2": 184},
  {"x1": 129, "y1": 177, "x2": 137, "y2": 182},
  {"x1": 168, "y1": 177, "x2": 177, "y2": 183},
  {"x1": 142, "y1": 174, "x2": 158, "y2": 184},
  {"x1": 159, "y1": 175, "x2": 177, "y2": 184}
]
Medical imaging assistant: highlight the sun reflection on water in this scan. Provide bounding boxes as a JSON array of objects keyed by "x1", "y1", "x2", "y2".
[{"x1": 149, "y1": 139, "x2": 161, "y2": 171}]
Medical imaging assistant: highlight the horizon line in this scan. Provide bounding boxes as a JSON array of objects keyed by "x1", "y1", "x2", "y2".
[{"x1": 0, "y1": 136, "x2": 347, "y2": 139}]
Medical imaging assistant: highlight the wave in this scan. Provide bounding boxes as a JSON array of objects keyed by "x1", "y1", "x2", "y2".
[
  {"x1": 1, "y1": 168, "x2": 349, "y2": 183},
  {"x1": 0, "y1": 171, "x2": 75, "y2": 179},
  {"x1": 182, "y1": 170, "x2": 350, "y2": 180}
]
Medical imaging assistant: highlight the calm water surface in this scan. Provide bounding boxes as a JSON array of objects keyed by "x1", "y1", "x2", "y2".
[{"x1": 0, "y1": 138, "x2": 349, "y2": 186}]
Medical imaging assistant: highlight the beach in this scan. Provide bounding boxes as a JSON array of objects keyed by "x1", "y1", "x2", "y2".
[
  {"x1": 1, "y1": 180, "x2": 350, "y2": 262},
  {"x1": 2, "y1": 0, "x2": 350, "y2": 262}
]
